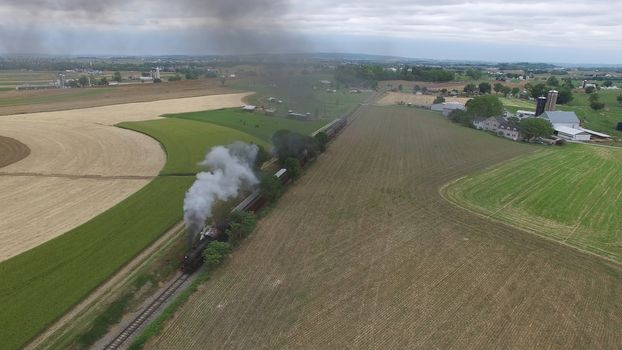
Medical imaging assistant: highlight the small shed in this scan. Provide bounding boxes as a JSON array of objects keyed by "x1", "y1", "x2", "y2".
[{"x1": 242, "y1": 105, "x2": 257, "y2": 112}]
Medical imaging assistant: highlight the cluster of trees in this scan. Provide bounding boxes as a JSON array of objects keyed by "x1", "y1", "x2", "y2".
[
  {"x1": 518, "y1": 118, "x2": 555, "y2": 140},
  {"x1": 272, "y1": 130, "x2": 319, "y2": 162},
  {"x1": 524, "y1": 78, "x2": 574, "y2": 105},
  {"x1": 448, "y1": 95, "x2": 504, "y2": 126},
  {"x1": 463, "y1": 82, "x2": 519, "y2": 97},
  {"x1": 588, "y1": 93, "x2": 605, "y2": 110}
]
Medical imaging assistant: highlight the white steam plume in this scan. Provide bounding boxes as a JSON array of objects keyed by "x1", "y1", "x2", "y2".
[{"x1": 183, "y1": 142, "x2": 259, "y2": 242}]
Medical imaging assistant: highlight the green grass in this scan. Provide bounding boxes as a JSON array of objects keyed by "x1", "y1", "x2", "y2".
[
  {"x1": 561, "y1": 90, "x2": 622, "y2": 138},
  {"x1": 119, "y1": 118, "x2": 267, "y2": 175},
  {"x1": 230, "y1": 72, "x2": 370, "y2": 119},
  {"x1": 166, "y1": 108, "x2": 327, "y2": 143},
  {"x1": 0, "y1": 87, "x2": 14, "y2": 91},
  {"x1": 0, "y1": 116, "x2": 269, "y2": 349},
  {"x1": 0, "y1": 176, "x2": 194, "y2": 350},
  {"x1": 445, "y1": 143, "x2": 622, "y2": 261},
  {"x1": 0, "y1": 88, "x2": 112, "y2": 107}
]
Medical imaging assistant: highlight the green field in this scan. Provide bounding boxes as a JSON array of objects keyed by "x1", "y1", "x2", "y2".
[
  {"x1": 118, "y1": 118, "x2": 267, "y2": 175},
  {"x1": 445, "y1": 143, "x2": 622, "y2": 261},
  {"x1": 0, "y1": 177, "x2": 193, "y2": 350},
  {"x1": 166, "y1": 108, "x2": 327, "y2": 144},
  {"x1": 562, "y1": 90, "x2": 622, "y2": 138},
  {"x1": 0, "y1": 117, "x2": 271, "y2": 349},
  {"x1": 230, "y1": 72, "x2": 370, "y2": 119}
]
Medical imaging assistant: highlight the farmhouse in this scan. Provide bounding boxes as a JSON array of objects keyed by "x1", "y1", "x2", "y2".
[{"x1": 473, "y1": 116, "x2": 520, "y2": 141}]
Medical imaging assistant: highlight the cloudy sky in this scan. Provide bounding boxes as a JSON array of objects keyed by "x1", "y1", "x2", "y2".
[{"x1": 1, "y1": 0, "x2": 621, "y2": 64}]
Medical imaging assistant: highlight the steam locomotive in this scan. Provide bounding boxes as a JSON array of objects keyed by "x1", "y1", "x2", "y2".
[
  {"x1": 181, "y1": 167, "x2": 290, "y2": 273},
  {"x1": 181, "y1": 117, "x2": 347, "y2": 273}
]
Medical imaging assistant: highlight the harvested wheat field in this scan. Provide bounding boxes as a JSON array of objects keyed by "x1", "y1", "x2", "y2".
[
  {"x1": 0, "y1": 79, "x2": 237, "y2": 115},
  {"x1": 151, "y1": 106, "x2": 622, "y2": 349},
  {"x1": 376, "y1": 91, "x2": 470, "y2": 106},
  {"x1": 0, "y1": 135, "x2": 30, "y2": 168},
  {"x1": 0, "y1": 92, "x2": 250, "y2": 261}
]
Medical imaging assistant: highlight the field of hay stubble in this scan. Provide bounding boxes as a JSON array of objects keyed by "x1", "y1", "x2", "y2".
[{"x1": 149, "y1": 105, "x2": 622, "y2": 349}]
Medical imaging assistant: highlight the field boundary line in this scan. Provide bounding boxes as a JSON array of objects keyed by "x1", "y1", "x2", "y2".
[
  {"x1": 439, "y1": 177, "x2": 622, "y2": 267},
  {"x1": 0, "y1": 172, "x2": 155, "y2": 180}
]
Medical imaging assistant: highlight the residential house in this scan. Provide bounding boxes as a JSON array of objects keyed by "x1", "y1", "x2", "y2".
[{"x1": 473, "y1": 116, "x2": 521, "y2": 141}]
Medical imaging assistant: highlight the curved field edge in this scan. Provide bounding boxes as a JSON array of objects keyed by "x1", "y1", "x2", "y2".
[
  {"x1": 117, "y1": 118, "x2": 268, "y2": 175},
  {"x1": 442, "y1": 143, "x2": 622, "y2": 263},
  {"x1": 0, "y1": 118, "x2": 267, "y2": 350}
]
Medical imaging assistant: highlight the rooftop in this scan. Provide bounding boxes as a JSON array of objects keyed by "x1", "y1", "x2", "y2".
[
  {"x1": 542, "y1": 111, "x2": 580, "y2": 125},
  {"x1": 554, "y1": 125, "x2": 589, "y2": 136}
]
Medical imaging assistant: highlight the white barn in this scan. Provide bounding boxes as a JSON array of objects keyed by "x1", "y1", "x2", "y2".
[{"x1": 554, "y1": 126, "x2": 591, "y2": 141}]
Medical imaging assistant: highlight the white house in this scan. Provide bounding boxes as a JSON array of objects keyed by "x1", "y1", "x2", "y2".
[{"x1": 554, "y1": 126, "x2": 591, "y2": 141}]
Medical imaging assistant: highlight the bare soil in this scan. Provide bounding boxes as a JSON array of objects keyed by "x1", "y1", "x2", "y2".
[
  {"x1": 150, "y1": 106, "x2": 622, "y2": 349},
  {"x1": 0, "y1": 135, "x2": 30, "y2": 168}
]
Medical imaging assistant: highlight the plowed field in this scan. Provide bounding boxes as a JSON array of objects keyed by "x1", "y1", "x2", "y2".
[
  {"x1": 0, "y1": 135, "x2": 29, "y2": 168},
  {"x1": 150, "y1": 106, "x2": 622, "y2": 349}
]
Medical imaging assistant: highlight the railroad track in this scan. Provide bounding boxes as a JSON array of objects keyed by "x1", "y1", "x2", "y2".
[{"x1": 104, "y1": 273, "x2": 190, "y2": 350}]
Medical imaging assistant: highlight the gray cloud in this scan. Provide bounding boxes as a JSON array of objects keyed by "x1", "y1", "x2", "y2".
[{"x1": 0, "y1": 0, "x2": 621, "y2": 62}]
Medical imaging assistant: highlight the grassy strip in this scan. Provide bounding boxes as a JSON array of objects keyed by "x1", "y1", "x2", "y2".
[{"x1": 77, "y1": 297, "x2": 131, "y2": 348}]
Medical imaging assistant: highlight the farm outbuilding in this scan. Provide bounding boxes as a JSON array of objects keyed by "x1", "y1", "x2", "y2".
[
  {"x1": 554, "y1": 126, "x2": 591, "y2": 141},
  {"x1": 542, "y1": 111, "x2": 580, "y2": 129}
]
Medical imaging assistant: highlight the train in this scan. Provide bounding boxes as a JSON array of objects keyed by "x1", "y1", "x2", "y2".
[{"x1": 181, "y1": 117, "x2": 348, "y2": 273}]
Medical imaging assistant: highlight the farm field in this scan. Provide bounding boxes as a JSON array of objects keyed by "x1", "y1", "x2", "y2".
[
  {"x1": 150, "y1": 106, "x2": 622, "y2": 349},
  {"x1": 0, "y1": 94, "x2": 270, "y2": 349},
  {"x1": 230, "y1": 72, "x2": 370, "y2": 119},
  {"x1": 376, "y1": 91, "x2": 470, "y2": 106},
  {"x1": 0, "y1": 79, "x2": 237, "y2": 115},
  {"x1": 0, "y1": 135, "x2": 29, "y2": 168},
  {"x1": 166, "y1": 108, "x2": 327, "y2": 144},
  {"x1": 563, "y1": 90, "x2": 622, "y2": 138},
  {"x1": 119, "y1": 118, "x2": 267, "y2": 175},
  {"x1": 0, "y1": 176, "x2": 194, "y2": 350},
  {"x1": 445, "y1": 143, "x2": 622, "y2": 261},
  {"x1": 0, "y1": 93, "x2": 250, "y2": 261}
]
